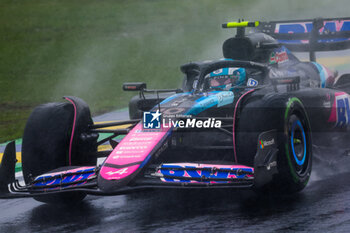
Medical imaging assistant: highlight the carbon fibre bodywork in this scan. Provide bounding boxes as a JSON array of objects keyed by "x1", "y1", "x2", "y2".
[{"x1": 1, "y1": 17, "x2": 350, "y2": 200}]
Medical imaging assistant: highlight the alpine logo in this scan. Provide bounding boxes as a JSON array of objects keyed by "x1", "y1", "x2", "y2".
[{"x1": 106, "y1": 168, "x2": 129, "y2": 175}]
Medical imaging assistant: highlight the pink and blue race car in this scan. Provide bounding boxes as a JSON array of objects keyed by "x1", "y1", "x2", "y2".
[{"x1": 1, "y1": 17, "x2": 350, "y2": 204}]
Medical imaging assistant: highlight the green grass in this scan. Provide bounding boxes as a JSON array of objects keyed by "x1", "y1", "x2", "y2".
[{"x1": 0, "y1": 0, "x2": 349, "y2": 142}]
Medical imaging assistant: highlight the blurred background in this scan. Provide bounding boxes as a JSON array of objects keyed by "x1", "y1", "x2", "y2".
[{"x1": 0, "y1": 0, "x2": 349, "y2": 142}]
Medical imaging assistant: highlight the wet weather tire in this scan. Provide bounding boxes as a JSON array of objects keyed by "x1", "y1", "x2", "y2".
[
  {"x1": 22, "y1": 100, "x2": 95, "y2": 204},
  {"x1": 273, "y1": 98, "x2": 312, "y2": 193}
]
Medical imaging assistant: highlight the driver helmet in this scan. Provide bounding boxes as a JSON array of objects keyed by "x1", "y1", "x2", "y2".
[{"x1": 205, "y1": 66, "x2": 246, "y2": 91}]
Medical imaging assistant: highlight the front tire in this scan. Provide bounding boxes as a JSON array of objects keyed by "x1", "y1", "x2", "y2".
[
  {"x1": 273, "y1": 97, "x2": 312, "y2": 193},
  {"x1": 236, "y1": 95, "x2": 312, "y2": 193},
  {"x1": 22, "y1": 97, "x2": 97, "y2": 204}
]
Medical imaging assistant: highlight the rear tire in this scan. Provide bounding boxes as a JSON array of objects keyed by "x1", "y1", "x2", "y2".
[{"x1": 22, "y1": 99, "x2": 97, "y2": 204}]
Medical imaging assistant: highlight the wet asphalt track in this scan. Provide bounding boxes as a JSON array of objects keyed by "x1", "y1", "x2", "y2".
[{"x1": 1, "y1": 52, "x2": 350, "y2": 232}]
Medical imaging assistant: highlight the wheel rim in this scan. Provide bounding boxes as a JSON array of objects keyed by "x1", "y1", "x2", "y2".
[{"x1": 289, "y1": 118, "x2": 308, "y2": 175}]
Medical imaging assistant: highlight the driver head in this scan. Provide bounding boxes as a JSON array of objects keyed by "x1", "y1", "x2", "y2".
[{"x1": 205, "y1": 67, "x2": 246, "y2": 91}]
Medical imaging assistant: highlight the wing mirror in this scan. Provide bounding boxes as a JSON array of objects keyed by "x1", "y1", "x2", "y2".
[{"x1": 122, "y1": 82, "x2": 147, "y2": 91}]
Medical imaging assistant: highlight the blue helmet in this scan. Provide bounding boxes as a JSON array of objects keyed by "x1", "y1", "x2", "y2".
[{"x1": 205, "y1": 67, "x2": 246, "y2": 91}]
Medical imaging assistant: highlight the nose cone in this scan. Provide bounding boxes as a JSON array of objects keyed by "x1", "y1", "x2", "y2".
[
  {"x1": 97, "y1": 123, "x2": 171, "y2": 193},
  {"x1": 97, "y1": 168, "x2": 136, "y2": 193}
]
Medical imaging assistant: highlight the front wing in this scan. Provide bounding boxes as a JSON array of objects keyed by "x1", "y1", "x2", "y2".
[{"x1": 0, "y1": 128, "x2": 278, "y2": 198}]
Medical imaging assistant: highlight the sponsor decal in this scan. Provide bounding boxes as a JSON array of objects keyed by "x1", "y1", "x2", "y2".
[
  {"x1": 266, "y1": 161, "x2": 277, "y2": 170},
  {"x1": 270, "y1": 50, "x2": 289, "y2": 64},
  {"x1": 217, "y1": 91, "x2": 234, "y2": 107},
  {"x1": 259, "y1": 138, "x2": 275, "y2": 149},
  {"x1": 275, "y1": 20, "x2": 350, "y2": 34},
  {"x1": 119, "y1": 146, "x2": 148, "y2": 150},
  {"x1": 106, "y1": 168, "x2": 129, "y2": 175},
  {"x1": 259, "y1": 140, "x2": 264, "y2": 149},
  {"x1": 34, "y1": 167, "x2": 96, "y2": 187},
  {"x1": 269, "y1": 68, "x2": 297, "y2": 78},
  {"x1": 209, "y1": 67, "x2": 243, "y2": 77},
  {"x1": 328, "y1": 92, "x2": 350, "y2": 126},
  {"x1": 129, "y1": 137, "x2": 153, "y2": 141},
  {"x1": 323, "y1": 100, "x2": 331, "y2": 108},
  {"x1": 274, "y1": 20, "x2": 350, "y2": 44},
  {"x1": 113, "y1": 154, "x2": 143, "y2": 159},
  {"x1": 213, "y1": 68, "x2": 223, "y2": 74},
  {"x1": 100, "y1": 123, "x2": 171, "y2": 180},
  {"x1": 101, "y1": 165, "x2": 139, "y2": 180},
  {"x1": 157, "y1": 163, "x2": 254, "y2": 183},
  {"x1": 188, "y1": 91, "x2": 235, "y2": 114},
  {"x1": 247, "y1": 78, "x2": 258, "y2": 87}
]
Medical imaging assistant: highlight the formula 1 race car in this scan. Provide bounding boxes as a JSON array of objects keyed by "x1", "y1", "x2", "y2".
[{"x1": 1, "y1": 17, "x2": 350, "y2": 204}]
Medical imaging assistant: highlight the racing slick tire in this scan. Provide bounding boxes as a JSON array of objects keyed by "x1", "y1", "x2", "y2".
[{"x1": 22, "y1": 97, "x2": 97, "y2": 204}]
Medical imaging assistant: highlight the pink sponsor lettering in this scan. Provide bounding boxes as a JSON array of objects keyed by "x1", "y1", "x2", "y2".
[{"x1": 100, "y1": 123, "x2": 171, "y2": 180}]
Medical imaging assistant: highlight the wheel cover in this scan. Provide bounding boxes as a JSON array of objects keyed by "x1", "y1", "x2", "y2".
[
  {"x1": 288, "y1": 116, "x2": 310, "y2": 177},
  {"x1": 290, "y1": 120, "x2": 307, "y2": 166}
]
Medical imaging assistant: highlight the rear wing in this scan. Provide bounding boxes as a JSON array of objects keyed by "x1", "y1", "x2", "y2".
[
  {"x1": 223, "y1": 17, "x2": 350, "y2": 61},
  {"x1": 256, "y1": 17, "x2": 350, "y2": 61}
]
